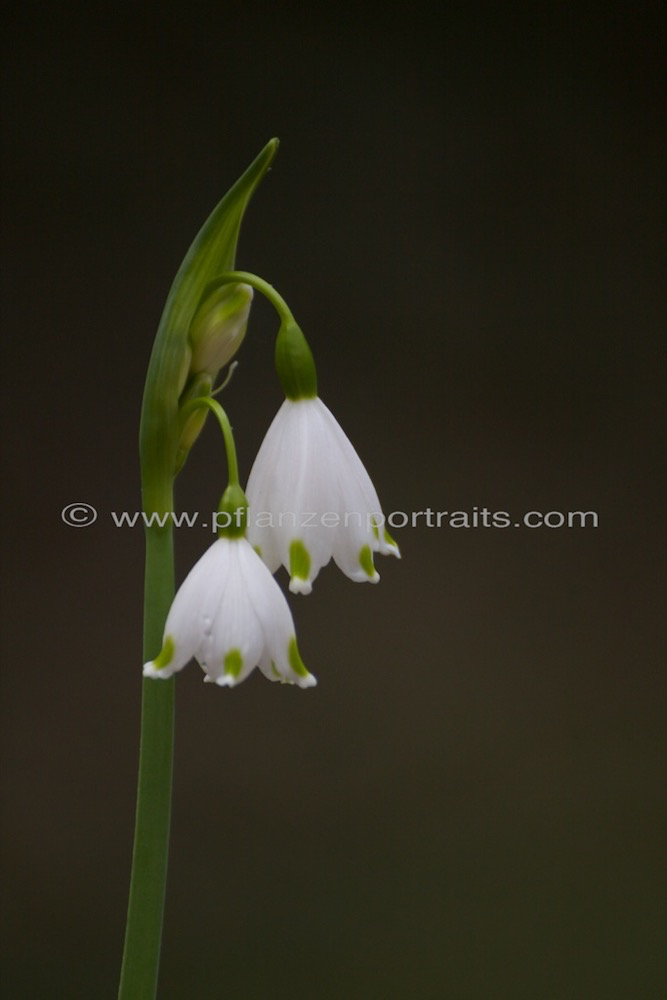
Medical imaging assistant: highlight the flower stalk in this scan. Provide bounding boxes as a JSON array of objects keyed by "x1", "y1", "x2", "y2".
[
  {"x1": 117, "y1": 518, "x2": 175, "y2": 1000},
  {"x1": 118, "y1": 140, "x2": 278, "y2": 1000},
  {"x1": 201, "y1": 270, "x2": 318, "y2": 399}
]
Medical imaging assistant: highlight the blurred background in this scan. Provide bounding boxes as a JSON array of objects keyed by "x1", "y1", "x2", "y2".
[{"x1": 1, "y1": 3, "x2": 665, "y2": 997}]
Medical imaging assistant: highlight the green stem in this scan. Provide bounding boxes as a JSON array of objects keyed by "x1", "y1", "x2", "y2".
[
  {"x1": 214, "y1": 270, "x2": 295, "y2": 324},
  {"x1": 180, "y1": 396, "x2": 240, "y2": 486},
  {"x1": 118, "y1": 140, "x2": 279, "y2": 998},
  {"x1": 212, "y1": 271, "x2": 317, "y2": 400},
  {"x1": 118, "y1": 514, "x2": 175, "y2": 1000}
]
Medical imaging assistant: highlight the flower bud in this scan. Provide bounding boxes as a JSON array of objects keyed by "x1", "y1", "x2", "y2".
[
  {"x1": 174, "y1": 373, "x2": 213, "y2": 474},
  {"x1": 189, "y1": 283, "x2": 253, "y2": 377}
]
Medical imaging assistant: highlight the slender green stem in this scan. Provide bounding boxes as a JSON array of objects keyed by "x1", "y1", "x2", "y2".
[
  {"x1": 118, "y1": 516, "x2": 175, "y2": 1000},
  {"x1": 212, "y1": 271, "x2": 317, "y2": 400},
  {"x1": 180, "y1": 396, "x2": 240, "y2": 486},
  {"x1": 118, "y1": 140, "x2": 279, "y2": 999},
  {"x1": 214, "y1": 270, "x2": 296, "y2": 324}
]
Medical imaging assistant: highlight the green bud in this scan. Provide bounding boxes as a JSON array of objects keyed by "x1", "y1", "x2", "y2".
[
  {"x1": 174, "y1": 374, "x2": 213, "y2": 474},
  {"x1": 275, "y1": 319, "x2": 318, "y2": 400},
  {"x1": 139, "y1": 138, "x2": 279, "y2": 515},
  {"x1": 189, "y1": 282, "x2": 253, "y2": 378}
]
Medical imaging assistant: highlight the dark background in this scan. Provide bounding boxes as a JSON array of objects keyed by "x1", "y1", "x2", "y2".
[{"x1": 1, "y1": 3, "x2": 665, "y2": 997}]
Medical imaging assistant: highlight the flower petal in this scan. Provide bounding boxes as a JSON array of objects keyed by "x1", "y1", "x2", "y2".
[{"x1": 195, "y1": 542, "x2": 264, "y2": 685}]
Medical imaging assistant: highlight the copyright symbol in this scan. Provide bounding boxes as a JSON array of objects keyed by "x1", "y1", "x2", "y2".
[{"x1": 61, "y1": 502, "x2": 98, "y2": 527}]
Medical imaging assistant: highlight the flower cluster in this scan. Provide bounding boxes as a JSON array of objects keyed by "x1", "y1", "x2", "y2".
[{"x1": 143, "y1": 278, "x2": 399, "y2": 690}]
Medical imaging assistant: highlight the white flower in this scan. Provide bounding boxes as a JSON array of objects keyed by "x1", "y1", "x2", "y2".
[
  {"x1": 143, "y1": 536, "x2": 316, "y2": 688},
  {"x1": 246, "y1": 397, "x2": 400, "y2": 594}
]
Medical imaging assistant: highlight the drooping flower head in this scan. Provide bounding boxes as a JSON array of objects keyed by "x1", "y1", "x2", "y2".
[
  {"x1": 143, "y1": 532, "x2": 315, "y2": 688},
  {"x1": 246, "y1": 317, "x2": 399, "y2": 594},
  {"x1": 247, "y1": 396, "x2": 399, "y2": 593}
]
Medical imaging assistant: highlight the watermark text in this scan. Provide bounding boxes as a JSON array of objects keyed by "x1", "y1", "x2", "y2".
[{"x1": 61, "y1": 504, "x2": 599, "y2": 531}]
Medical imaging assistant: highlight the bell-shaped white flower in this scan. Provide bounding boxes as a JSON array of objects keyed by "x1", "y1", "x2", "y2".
[
  {"x1": 143, "y1": 535, "x2": 316, "y2": 688},
  {"x1": 246, "y1": 397, "x2": 400, "y2": 594}
]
